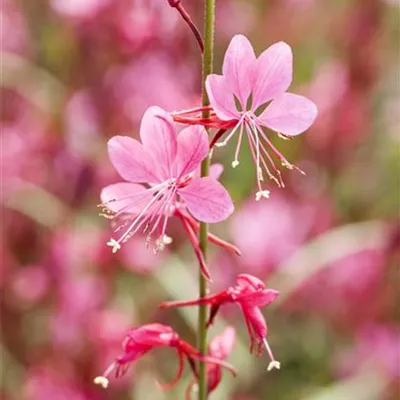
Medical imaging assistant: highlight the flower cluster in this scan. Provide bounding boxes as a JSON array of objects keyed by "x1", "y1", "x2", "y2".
[{"x1": 96, "y1": 2, "x2": 317, "y2": 394}]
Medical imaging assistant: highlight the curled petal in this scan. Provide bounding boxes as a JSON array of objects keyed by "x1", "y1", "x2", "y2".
[
  {"x1": 156, "y1": 350, "x2": 185, "y2": 390},
  {"x1": 222, "y1": 34, "x2": 257, "y2": 107},
  {"x1": 236, "y1": 274, "x2": 265, "y2": 290},
  {"x1": 205, "y1": 74, "x2": 239, "y2": 121},
  {"x1": 108, "y1": 136, "x2": 159, "y2": 183},
  {"x1": 175, "y1": 125, "x2": 209, "y2": 177},
  {"x1": 140, "y1": 106, "x2": 177, "y2": 179},
  {"x1": 252, "y1": 41, "x2": 293, "y2": 109},
  {"x1": 196, "y1": 355, "x2": 237, "y2": 377},
  {"x1": 259, "y1": 93, "x2": 318, "y2": 136},
  {"x1": 179, "y1": 177, "x2": 234, "y2": 223}
]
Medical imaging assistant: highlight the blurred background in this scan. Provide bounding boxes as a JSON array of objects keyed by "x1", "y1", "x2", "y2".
[{"x1": 1, "y1": 0, "x2": 399, "y2": 399}]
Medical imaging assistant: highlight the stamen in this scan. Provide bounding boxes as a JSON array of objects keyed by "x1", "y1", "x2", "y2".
[
  {"x1": 107, "y1": 238, "x2": 121, "y2": 253},
  {"x1": 215, "y1": 116, "x2": 245, "y2": 147},
  {"x1": 262, "y1": 337, "x2": 280, "y2": 371},
  {"x1": 94, "y1": 362, "x2": 116, "y2": 389},
  {"x1": 232, "y1": 160, "x2": 239, "y2": 168},
  {"x1": 94, "y1": 376, "x2": 109, "y2": 389},
  {"x1": 255, "y1": 190, "x2": 270, "y2": 201}
]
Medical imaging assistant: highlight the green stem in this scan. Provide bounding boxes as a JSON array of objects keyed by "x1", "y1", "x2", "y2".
[{"x1": 198, "y1": 0, "x2": 215, "y2": 399}]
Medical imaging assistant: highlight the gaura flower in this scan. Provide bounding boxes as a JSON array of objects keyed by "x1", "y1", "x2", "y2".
[
  {"x1": 204, "y1": 34, "x2": 317, "y2": 199},
  {"x1": 99, "y1": 106, "x2": 235, "y2": 279},
  {"x1": 161, "y1": 274, "x2": 280, "y2": 371},
  {"x1": 93, "y1": 323, "x2": 236, "y2": 389}
]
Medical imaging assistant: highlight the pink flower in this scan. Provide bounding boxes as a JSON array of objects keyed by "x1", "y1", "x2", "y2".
[
  {"x1": 100, "y1": 106, "x2": 234, "y2": 270},
  {"x1": 161, "y1": 274, "x2": 280, "y2": 371},
  {"x1": 186, "y1": 326, "x2": 236, "y2": 399},
  {"x1": 93, "y1": 323, "x2": 236, "y2": 390},
  {"x1": 205, "y1": 34, "x2": 318, "y2": 198}
]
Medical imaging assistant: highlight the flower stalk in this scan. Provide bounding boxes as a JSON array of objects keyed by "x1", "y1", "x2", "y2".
[{"x1": 198, "y1": 0, "x2": 215, "y2": 398}]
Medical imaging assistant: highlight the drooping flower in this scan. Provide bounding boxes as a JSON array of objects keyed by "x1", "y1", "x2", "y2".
[
  {"x1": 93, "y1": 323, "x2": 236, "y2": 390},
  {"x1": 203, "y1": 34, "x2": 318, "y2": 199},
  {"x1": 186, "y1": 326, "x2": 236, "y2": 399},
  {"x1": 161, "y1": 274, "x2": 280, "y2": 370},
  {"x1": 99, "y1": 106, "x2": 234, "y2": 278}
]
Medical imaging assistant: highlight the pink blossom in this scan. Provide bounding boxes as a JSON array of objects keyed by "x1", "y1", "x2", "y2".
[
  {"x1": 94, "y1": 323, "x2": 236, "y2": 390},
  {"x1": 100, "y1": 106, "x2": 234, "y2": 261},
  {"x1": 205, "y1": 34, "x2": 318, "y2": 198},
  {"x1": 161, "y1": 274, "x2": 280, "y2": 371},
  {"x1": 335, "y1": 324, "x2": 400, "y2": 382}
]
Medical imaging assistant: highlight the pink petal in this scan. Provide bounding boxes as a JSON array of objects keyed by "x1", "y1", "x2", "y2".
[
  {"x1": 210, "y1": 163, "x2": 224, "y2": 180},
  {"x1": 139, "y1": 106, "x2": 177, "y2": 179},
  {"x1": 108, "y1": 136, "x2": 159, "y2": 183},
  {"x1": 175, "y1": 125, "x2": 209, "y2": 178},
  {"x1": 236, "y1": 274, "x2": 265, "y2": 290},
  {"x1": 242, "y1": 289, "x2": 279, "y2": 307},
  {"x1": 178, "y1": 177, "x2": 234, "y2": 223},
  {"x1": 195, "y1": 163, "x2": 224, "y2": 179},
  {"x1": 259, "y1": 93, "x2": 318, "y2": 135},
  {"x1": 205, "y1": 74, "x2": 239, "y2": 121},
  {"x1": 222, "y1": 34, "x2": 257, "y2": 107},
  {"x1": 241, "y1": 305, "x2": 267, "y2": 340},
  {"x1": 252, "y1": 41, "x2": 293, "y2": 109},
  {"x1": 100, "y1": 182, "x2": 151, "y2": 213}
]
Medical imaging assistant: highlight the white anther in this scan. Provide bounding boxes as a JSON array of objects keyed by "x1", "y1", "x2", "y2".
[
  {"x1": 162, "y1": 234, "x2": 173, "y2": 245},
  {"x1": 267, "y1": 361, "x2": 281, "y2": 371},
  {"x1": 107, "y1": 238, "x2": 121, "y2": 253},
  {"x1": 232, "y1": 160, "x2": 240, "y2": 168},
  {"x1": 255, "y1": 190, "x2": 270, "y2": 201},
  {"x1": 94, "y1": 376, "x2": 109, "y2": 389}
]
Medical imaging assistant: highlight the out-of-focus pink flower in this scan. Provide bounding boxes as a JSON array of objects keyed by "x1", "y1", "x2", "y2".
[
  {"x1": 286, "y1": 249, "x2": 385, "y2": 327},
  {"x1": 161, "y1": 274, "x2": 280, "y2": 371},
  {"x1": 11, "y1": 265, "x2": 49, "y2": 304},
  {"x1": 230, "y1": 194, "x2": 313, "y2": 277},
  {"x1": 94, "y1": 323, "x2": 236, "y2": 390},
  {"x1": 51, "y1": 0, "x2": 111, "y2": 19},
  {"x1": 109, "y1": 54, "x2": 195, "y2": 124},
  {"x1": 205, "y1": 34, "x2": 317, "y2": 198},
  {"x1": 24, "y1": 368, "x2": 87, "y2": 400},
  {"x1": 0, "y1": 1, "x2": 30, "y2": 54},
  {"x1": 335, "y1": 324, "x2": 400, "y2": 381},
  {"x1": 64, "y1": 90, "x2": 101, "y2": 158},
  {"x1": 100, "y1": 106, "x2": 233, "y2": 260}
]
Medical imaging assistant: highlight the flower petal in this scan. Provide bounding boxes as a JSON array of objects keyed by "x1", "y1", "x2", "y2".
[
  {"x1": 139, "y1": 106, "x2": 177, "y2": 179},
  {"x1": 205, "y1": 74, "x2": 239, "y2": 121},
  {"x1": 242, "y1": 289, "x2": 279, "y2": 307},
  {"x1": 259, "y1": 93, "x2": 318, "y2": 136},
  {"x1": 210, "y1": 163, "x2": 224, "y2": 180},
  {"x1": 175, "y1": 125, "x2": 209, "y2": 177},
  {"x1": 252, "y1": 42, "x2": 293, "y2": 109},
  {"x1": 194, "y1": 163, "x2": 224, "y2": 180},
  {"x1": 179, "y1": 177, "x2": 234, "y2": 223},
  {"x1": 241, "y1": 305, "x2": 267, "y2": 340},
  {"x1": 100, "y1": 182, "x2": 151, "y2": 213},
  {"x1": 108, "y1": 136, "x2": 159, "y2": 183},
  {"x1": 222, "y1": 34, "x2": 257, "y2": 107}
]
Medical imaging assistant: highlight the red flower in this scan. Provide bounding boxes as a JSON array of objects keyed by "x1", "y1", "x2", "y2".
[
  {"x1": 161, "y1": 274, "x2": 280, "y2": 371},
  {"x1": 93, "y1": 323, "x2": 236, "y2": 389}
]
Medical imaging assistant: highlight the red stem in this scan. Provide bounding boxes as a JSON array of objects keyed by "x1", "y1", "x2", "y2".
[{"x1": 177, "y1": 213, "x2": 212, "y2": 282}]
